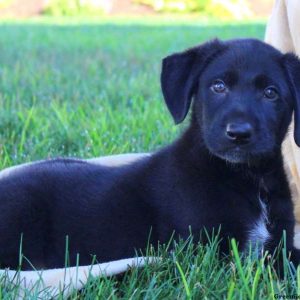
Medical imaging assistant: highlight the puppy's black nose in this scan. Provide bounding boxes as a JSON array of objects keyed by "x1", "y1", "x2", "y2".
[{"x1": 226, "y1": 123, "x2": 253, "y2": 144}]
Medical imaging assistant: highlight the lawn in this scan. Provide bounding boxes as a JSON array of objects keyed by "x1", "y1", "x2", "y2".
[{"x1": 0, "y1": 17, "x2": 297, "y2": 299}]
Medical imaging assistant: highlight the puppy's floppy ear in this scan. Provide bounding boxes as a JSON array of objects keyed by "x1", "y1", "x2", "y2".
[
  {"x1": 284, "y1": 53, "x2": 300, "y2": 146},
  {"x1": 161, "y1": 39, "x2": 224, "y2": 124}
]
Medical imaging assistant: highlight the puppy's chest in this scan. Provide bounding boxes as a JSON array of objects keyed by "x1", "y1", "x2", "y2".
[
  {"x1": 246, "y1": 191, "x2": 271, "y2": 252},
  {"x1": 221, "y1": 180, "x2": 272, "y2": 251}
]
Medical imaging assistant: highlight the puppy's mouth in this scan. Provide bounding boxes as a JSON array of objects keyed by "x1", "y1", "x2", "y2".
[
  {"x1": 215, "y1": 149, "x2": 250, "y2": 163},
  {"x1": 204, "y1": 132, "x2": 276, "y2": 164},
  {"x1": 212, "y1": 146, "x2": 262, "y2": 164}
]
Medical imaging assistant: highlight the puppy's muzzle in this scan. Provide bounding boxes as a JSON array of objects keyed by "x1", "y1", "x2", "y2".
[{"x1": 225, "y1": 122, "x2": 253, "y2": 145}]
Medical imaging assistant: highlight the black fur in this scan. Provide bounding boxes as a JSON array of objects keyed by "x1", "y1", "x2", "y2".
[{"x1": 1, "y1": 38, "x2": 300, "y2": 270}]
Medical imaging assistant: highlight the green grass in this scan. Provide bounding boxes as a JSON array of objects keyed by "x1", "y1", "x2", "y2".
[{"x1": 0, "y1": 17, "x2": 295, "y2": 299}]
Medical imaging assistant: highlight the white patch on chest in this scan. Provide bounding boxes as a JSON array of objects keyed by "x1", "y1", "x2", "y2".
[{"x1": 246, "y1": 194, "x2": 271, "y2": 253}]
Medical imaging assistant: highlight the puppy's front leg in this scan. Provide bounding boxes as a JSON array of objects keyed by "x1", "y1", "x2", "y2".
[{"x1": 261, "y1": 172, "x2": 300, "y2": 269}]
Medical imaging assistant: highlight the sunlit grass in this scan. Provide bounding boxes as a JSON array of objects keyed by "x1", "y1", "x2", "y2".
[{"x1": 1, "y1": 235, "x2": 299, "y2": 299}]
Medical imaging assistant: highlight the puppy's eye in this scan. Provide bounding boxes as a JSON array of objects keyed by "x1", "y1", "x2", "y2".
[
  {"x1": 211, "y1": 80, "x2": 227, "y2": 93},
  {"x1": 264, "y1": 86, "x2": 279, "y2": 101}
]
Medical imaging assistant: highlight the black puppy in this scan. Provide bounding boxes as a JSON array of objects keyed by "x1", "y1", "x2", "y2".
[{"x1": 0, "y1": 38, "x2": 300, "y2": 270}]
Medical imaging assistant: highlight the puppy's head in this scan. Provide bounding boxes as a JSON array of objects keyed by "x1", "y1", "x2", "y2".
[{"x1": 161, "y1": 39, "x2": 300, "y2": 164}]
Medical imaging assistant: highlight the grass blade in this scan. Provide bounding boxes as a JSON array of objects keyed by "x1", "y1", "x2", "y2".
[
  {"x1": 231, "y1": 239, "x2": 251, "y2": 299},
  {"x1": 175, "y1": 261, "x2": 191, "y2": 300}
]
